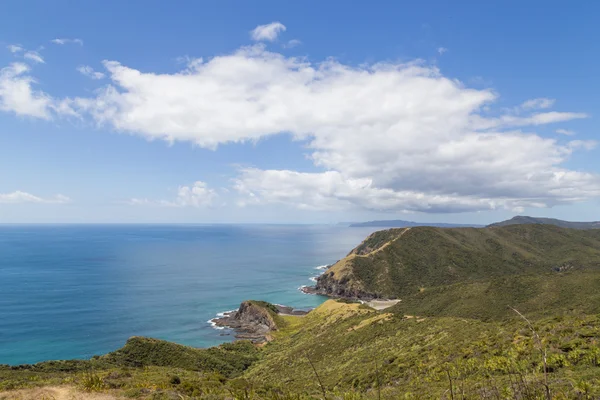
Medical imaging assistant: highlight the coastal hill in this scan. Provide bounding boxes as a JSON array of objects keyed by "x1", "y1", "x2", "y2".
[
  {"x1": 313, "y1": 224, "x2": 600, "y2": 300},
  {"x1": 348, "y1": 219, "x2": 482, "y2": 228},
  {"x1": 3, "y1": 297, "x2": 600, "y2": 398},
  {"x1": 349, "y1": 215, "x2": 600, "y2": 229},
  {"x1": 488, "y1": 215, "x2": 600, "y2": 229}
]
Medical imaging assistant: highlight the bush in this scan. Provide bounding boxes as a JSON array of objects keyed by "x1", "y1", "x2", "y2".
[{"x1": 80, "y1": 371, "x2": 105, "y2": 392}]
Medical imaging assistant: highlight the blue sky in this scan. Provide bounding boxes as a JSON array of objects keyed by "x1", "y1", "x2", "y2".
[{"x1": 1, "y1": 0, "x2": 599, "y2": 223}]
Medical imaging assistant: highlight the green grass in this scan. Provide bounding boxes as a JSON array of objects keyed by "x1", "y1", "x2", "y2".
[
  {"x1": 390, "y1": 271, "x2": 600, "y2": 321},
  {"x1": 102, "y1": 336, "x2": 259, "y2": 377},
  {"x1": 328, "y1": 224, "x2": 600, "y2": 299},
  {"x1": 244, "y1": 300, "x2": 600, "y2": 397},
  {"x1": 2, "y1": 300, "x2": 600, "y2": 398}
]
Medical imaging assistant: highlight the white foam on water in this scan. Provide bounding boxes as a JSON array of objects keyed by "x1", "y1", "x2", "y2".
[
  {"x1": 207, "y1": 319, "x2": 225, "y2": 330},
  {"x1": 207, "y1": 309, "x2": 237, "y2": 330}
]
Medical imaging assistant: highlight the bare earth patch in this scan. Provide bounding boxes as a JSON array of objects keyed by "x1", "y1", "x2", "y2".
[
  {"x1": 0, "y1": 386, "x2": 123, "y2": 400},
  {"x1": 365, "y1": 299, "x2": 401, "y2": 310}
]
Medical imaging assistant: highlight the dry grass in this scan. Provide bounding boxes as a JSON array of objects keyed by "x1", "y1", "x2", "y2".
[{"x1": 0, "y1": 386, "x2": 123, "y2": 400}]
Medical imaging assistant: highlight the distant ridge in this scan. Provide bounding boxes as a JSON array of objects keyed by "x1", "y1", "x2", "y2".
[
  {"x1": 349, "y1": 219, "x2": 482, "y2": 228},
  {"x1": 488, "y1": 215, "x2": 600, "y2": 229}
]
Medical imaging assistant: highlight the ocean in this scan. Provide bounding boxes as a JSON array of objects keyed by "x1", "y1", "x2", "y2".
[{"x1": 0, "y1": 224, "x2": 377, "y2": 365}]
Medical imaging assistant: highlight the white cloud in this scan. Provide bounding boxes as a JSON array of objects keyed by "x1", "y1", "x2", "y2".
[
  {"x1": 127, "y1": 181, "x2": 217, "y2": 208},
  {"x1": 51, "y1": 38, "x2": 83, "y2": 45},
  {"x1": 0, "y1": 191, "x2": 70, "y2": 204},
  {"x1": 521, "y1": 97, "x2": 555, "y2": 110},
  {"x1": 471, "y1": 111, "x2": 587, "y2": 130},
  {"x1": 568, "y1": 140, "x2": 597, "y2": 151},
  {"x1": 65, "y1": 45, "x2": 598, "y2": 213},
  {"x1": 556, "y1": 128, "x2": 575, "y2": 136},
  {"x1": 0, "y1": 39, "x2": 596, "y2": 214},
  {"x1": 437, "y1": 47, "x2": 448, "y2": 55},
  {"x1": 23, "y1": 51, "x2": 44, "y2": 64},
  {"x1": 284, "y1": 39, "x2": 302, "y2": 49},
  {"x1": 0, "y1": 62, "x2": 77, "y2": 119},
  {"x1": 77, "y1": 65, "x2": 105, "y2": 80},
  {"x1": 250, "y1": 22, "x2": 286, "y2": 41},
  {"x1": 0, "y1": 63, "x2": 53, "y2": 118},
  {"x1": 7, "y1": 44, "x2": 24, "y2": 53}
]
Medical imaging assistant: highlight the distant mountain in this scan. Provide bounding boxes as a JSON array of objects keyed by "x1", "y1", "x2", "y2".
[
  {"x1": 488, "y1": 215, "x2": 600, "y2": 229},
  {"x1": 349, "y1": 219, "x2": 482, "y2": 228}
]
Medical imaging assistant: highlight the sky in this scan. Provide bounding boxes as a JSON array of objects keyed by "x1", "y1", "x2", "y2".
[{"x1": 0, "y1": 0, "x2": 599, "y2": 224}]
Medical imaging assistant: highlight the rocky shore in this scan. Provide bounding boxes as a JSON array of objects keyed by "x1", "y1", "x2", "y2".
[
  {"x1": 301, "y1": 270, "x2": 379, "y2": 299},
  {"x1": 211, "y1": 301, "x2": 308, "y2": 343}
]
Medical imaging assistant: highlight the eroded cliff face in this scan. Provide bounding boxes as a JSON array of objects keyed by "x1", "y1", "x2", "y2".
[
  {"x1": 314, "y1": 271, "x2": 375, "y2": 299},
  {"x1": 212, "y1": 301, "x2": 308, "y2": 343},
  {"x1": 233, "y1": 301, "x2": 278, "y2": 332}
]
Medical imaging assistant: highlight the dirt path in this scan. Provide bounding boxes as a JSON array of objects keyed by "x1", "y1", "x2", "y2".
[
  {"x1": 358, "y1": 227, "x2": 412, "y2": 258},
  {"x1": 0, "y1": 386, "x2": 123, "y2": 400},
  {"x1": 364, "y1": 299, "x2": 401, "y2": 310}
]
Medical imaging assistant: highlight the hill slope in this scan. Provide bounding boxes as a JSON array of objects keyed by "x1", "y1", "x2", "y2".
[
  {"x1": 314, "y1": 224, "x2": 600, "y2": 299},
  {"x1": 349, "y1": 219, "x2": 482, "y2": 228},
  {"x1": 489, "y1": 215, "x2": 600, "y2": 229},
  {"x1": 3, "y1": 298, "x2": 600, "y2": 398}
]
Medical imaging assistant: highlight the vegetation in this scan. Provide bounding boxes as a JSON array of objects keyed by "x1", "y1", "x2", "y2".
[
  {"x1": 489, "y1": 215, "x2": 600, "y2": 229},
  {"x1": 3, "y1": 224, "x2": 600, "y2": 399},
  {"x1": 318, "y1": 224, "x2": 600, "y2": 299},
  {"x1": 391, "y1": 271, "x2": 600, "y2": 321}
]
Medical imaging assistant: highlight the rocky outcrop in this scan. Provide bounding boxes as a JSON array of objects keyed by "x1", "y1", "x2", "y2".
[
  {"x1": 302, "y1": 271, "x2": 379, "y2": 300},
  {"x1": 212, "y1": 301, "x2": 307, "y2": 343}
]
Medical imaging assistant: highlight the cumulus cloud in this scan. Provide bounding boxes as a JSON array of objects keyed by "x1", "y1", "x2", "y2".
[
  {"x1": 556, "y1": 128, "x2": 575, "y2": 136},
  {"x1": 77, "y1": 65, "x2": 105, "y2": 80},
  {"x1": 0, "y1": 63, "x2": 53, "y2": 118},
  {"x1": 0, "y1": 62, "x2": 76, "y2": 118},
  {"x1": 23, "y1": 51, "x2": 44, "y2": 64},
  {"x1": 0, "y1": 37, "x2": 597, "y2": 214},
  {"x1": 251, "y1": 22, "x2": 286, "y2": 41},
  {"x1": 51, "y1": 38, "x2": 83, "y2": 45},
  {"x1": 0, "y1": 191, "x2": 70, "y2": 204},
  {"x1": 127, "y1": 181, "x2": 218, "y2": 208},
  {"x1": 437, "y1": 47, "x2": 448, "y2": 55},
  {"x1": 521, "y1": 97, "x2": 555, "y2": 110},
  {"x1": 63, "y1": 44, "x2": 598, "y2": 213}
]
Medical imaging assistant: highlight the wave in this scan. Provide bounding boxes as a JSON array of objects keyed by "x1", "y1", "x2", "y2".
[
  {"x1": 314, "y1": 265, "x2": 329, "y2": 270},
  {"x1": 216, "y1": 309, "x2": 236, "y2": 318},
  {"x1": 207, "y1": 309, "x2": 237, "y2": 330},
  {"x1": 309, "y1": 276, "x2": 318, "y2": 282},
  {"x1": 207, "y1": 318, "x2": 225, "y2": 330}
]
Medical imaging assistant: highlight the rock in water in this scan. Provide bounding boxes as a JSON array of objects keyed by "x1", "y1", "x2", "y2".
[{"x1": 211, "y1": 301, "x2": 307, "y2": 343}]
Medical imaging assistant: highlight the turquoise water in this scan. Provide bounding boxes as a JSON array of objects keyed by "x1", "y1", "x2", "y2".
[{"x1": 0, "y1": 224, "x2": 377, "y2": 365}]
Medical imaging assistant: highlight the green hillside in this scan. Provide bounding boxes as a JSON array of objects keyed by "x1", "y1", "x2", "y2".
[
  {"x1": 391, "y1": 271, "x2": 600, "y2": 321},
  {"x1": 489, "y1": 215, "x2": 600, "y2": 229},
  {"x1": 315, "y1": 224, "x2": 600, "y2": 299}
]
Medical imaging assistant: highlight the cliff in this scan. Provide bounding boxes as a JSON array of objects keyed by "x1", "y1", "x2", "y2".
[{"x1": 212, "y1": 300, "x2": 305, "y2": 343}]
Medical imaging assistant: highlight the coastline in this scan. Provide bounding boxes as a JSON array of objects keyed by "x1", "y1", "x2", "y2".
[
  {"x1": 205, "y1": 263, "x2": 332, "y2": 342},
  {"x1": 210, "y1": 302, "x2": 309, "y2": 343}
]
